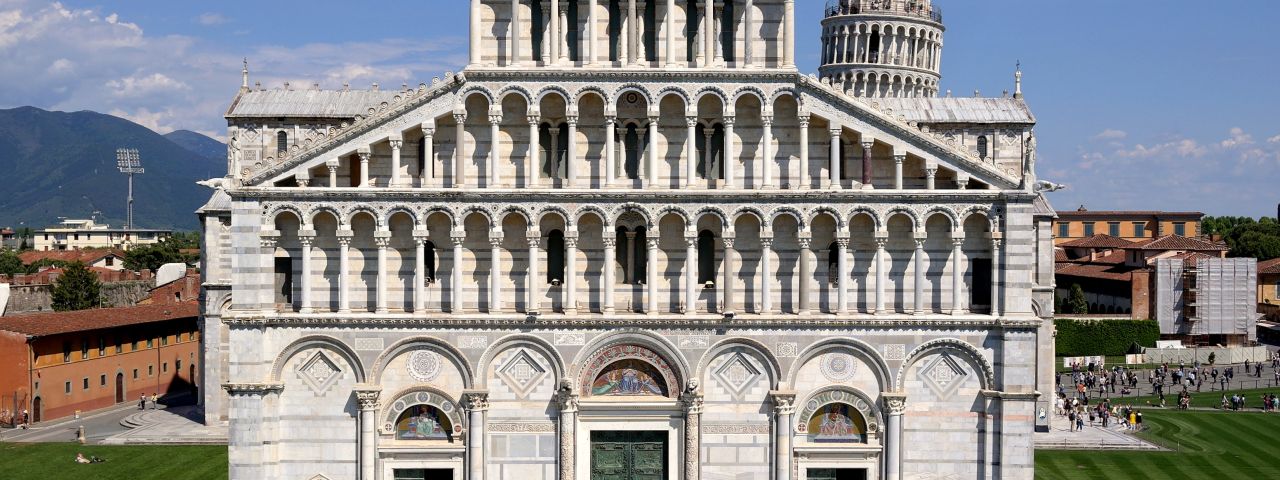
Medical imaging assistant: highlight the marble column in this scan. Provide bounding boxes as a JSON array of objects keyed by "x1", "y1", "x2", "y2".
[
  {"x1": 603, "y1": 236, "x2": 617, "y2": 314},
  {"x1": 761, "y1": 115, "x2": 774, "y2": 189},
  {"x1": 783, "y1": 0, "x2": 795, "y2": 68},
  {"x1": 828, "y1": 127, "x2": 841, "y2": 189},
  {"x1": 604, "y1": 115, "x2": 617, "y2": 187},
  {"x1": 883, "y1": 394, "x2": 907, "y2": 480},
  {"x1": 464, "y1": 392, "x2": 489, "y2": 480},
  {"x1": 567, "y1": 115, "x2": 579, "y2": 187},
  {"x1": 925, "y1": 165, "x2": 937, "y2": 190},
  {"x1": 510, "y1": 0, "x2": 522, "y2": 66},
  {"x1": 414, "y1": 233, "x2": 428, "y2": 313},
  {"x1": 355, "y1": 388, "x2": 381, "y2": 480},
  {"x1": 528, "y1": 230, "x2": 541, "y2": 313},
  {"x1": 684, "y1": 234, "x2": 697, "y2": 315},
  {"x1": 421, "y1": 124, "x2": 435, "y2": 187},
  {"x1": 760, "y1": 234, "x2": 773, "y2": 314},
  {"x1": 701, "y1": 0, "x2": 713, "y2": 67},
  {"x1": 556, "y1": 389, "x2": 579, "y2": 480},
  {"x1": 665, "y1": 0, "x2": 677, "y2": 67},
  {"x1": 992, "y1": 238, "x2": 1003, "y2": 317},
  {"x1": 358, "y1": 147, "x2": 371, "y2": 188},
  {"x1": 549, "y1": 0, "x2": 561, "y2": 62},
  {"x1": 648, "y1": 115, "x2": 660, "y2": 188},
  {"x1": 951, "y1": 237, "x2": 964, "y2": 315},
  {"x1": 723, "y1": 117, "x2": 736, "y2": 188},
  {"x1": 770, "y1": 391, "x2": 796, "y2": 480},
  {"x1": 685, "y1": 117, "x2": 698, "y2": 187},
  {"x1": 389, "y1": 136, "x2": 403, "y2": 187},
  {"x1": 646, "y1": 237, "x2": 659, "y2": 314},
  {"x1": 836, "y1": 237, "x2": 849, "y2": 314},
  {"x1": 912, "y1": 236, "x2": 925, "y2": 315},
  {"x1": 712, "y1": 0, "x2": 725, "y2": 65},
  {"x1": 588, "y1": 0, "x2": 599, "y2": 64},
  {"x1": 798, "y1": 235, "x2": 812, "y2": 315},
  {"x1": 326, "y1": 160, "x2": 339, "y2": 188},
  {"x1": 627, "y1": 0, "x2": 638, "y2": 65},
  {"x1": 703, "y1": 129, "x2": 715, "y2": 184},
  {"x1": 470, "y1": 0, "x2": 482, "y2": 64},
  {"x1": 549, "y1": 127, "x2": 561, "y2": 183},
  {"x1": 797, "y1": 115, "x2": 810, "y2": 189},
  {"x1": 558, "y1": 1, "x2": 570, "y2": 63},
  {"x1": 743, "y1": 0, "x2": 754, "y2": 67},
  {"x1": 451, "y1": 231, "x2": 465, "y2": 313},
  {"x1": 680, "y1": 387, "x2": 703, "y2": 480},
  {"x1": 489, "y1": 232, "x2": 503, "y2": 312},
  {"x1": 874, "y1": 236, "x2": 888, "y2": 315},
  {"x1": 374, "y1": 232, "x2": 390, "y2": 314},
  {"x1": 861, "y1": 140, "x2": 874, "y2": 189},
  {"x1": 894, "y1": 154, "x2": 905, "y2": 190},
  {"x1": 337, "y1": 232, "x2": 352, "y2": 313},
  {"x1": 541, "y1": 3, "x2": 553, "y2": 64},
  {"x1": 489, "y1": 114, "x2": 502, "y2": 187},
  {"x1": 625, "y1": 232, "x2": 637, "y2": 285},
  {"x1": 454, "y1": 113, "x2": 468, "y2": 188},
  {"x1": 298, "y1": 233, "x2": 314, "y2": 314},
  {"x1": 259, "y1": 233, "x2": 279, "y2": 312},
  {"x1": 528, "y1": 114, "x2": 541, "y2": 187},
  {"x1": 566, "y1": 234, "x2": 579, "y2": 314},
  {"x1": 722, "y1": 236, "x2": 735, "y2": 313}
]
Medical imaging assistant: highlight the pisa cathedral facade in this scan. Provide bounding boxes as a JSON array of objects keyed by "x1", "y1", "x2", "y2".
[{"x1": 200, "y1": 1, "x2": 1058, "y2": 479}]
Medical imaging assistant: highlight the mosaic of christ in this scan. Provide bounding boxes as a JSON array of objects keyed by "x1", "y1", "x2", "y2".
[
  {"x1": 591, "y1": 360, "x2": 667, "y2": 396},
  {"x1": 806, "y1": 403, "x2": 867, "y2": 443}
]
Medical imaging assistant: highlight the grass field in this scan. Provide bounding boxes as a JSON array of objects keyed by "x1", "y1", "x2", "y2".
[
  {"x1": 1036, "y1": 409, "x2": 1280, "y2": 479},
  {"x1": 0, "y1": 443, "x2": 227, "y2": 480},
  {"x1": 1119, "y1": 387, "x2": 1280, "y2": 410}
]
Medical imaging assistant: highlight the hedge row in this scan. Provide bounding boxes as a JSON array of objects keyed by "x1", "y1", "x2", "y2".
[{"x1": 1054, "y1": 319, "x2": 1160, "y2": 357}]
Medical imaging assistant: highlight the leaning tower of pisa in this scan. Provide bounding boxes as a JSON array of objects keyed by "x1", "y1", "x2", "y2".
[{"x1": 819, "y1": 0, "x2": 944, "y2": 98}]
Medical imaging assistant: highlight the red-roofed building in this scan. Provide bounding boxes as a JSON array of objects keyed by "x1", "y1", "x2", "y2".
[
  {"x1": 17, "y1": 249, "x2": 126, "y2": 271},
  {"x1": 1054, "y1": 208, "x2": 1203, "y2": 245},
  {"x1": 1, "y1": 228, "x2": 17, "y2": 249},
  {"x1": 0, "y1": 302, "x2": 199, "y2": 424},
  {"x1": 1260, "y1": 258, "x2": 1280, "y2": 321}
]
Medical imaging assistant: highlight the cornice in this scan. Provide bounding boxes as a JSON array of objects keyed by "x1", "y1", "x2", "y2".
[
  {"x1": 228, "y1": 188, "x2": 1036, "y2": 204},
  {"x1": 219, "y1": 312, "x2": 1044, "y2": 330}
]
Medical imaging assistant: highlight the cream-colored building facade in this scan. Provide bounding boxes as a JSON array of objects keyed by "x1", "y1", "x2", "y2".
[
  {"x1": 32, "y1": 219, "x2": 170, "y2": 252},
  {"x1": 201, "y1": 1, "x2": 1058, "y2": 479}
]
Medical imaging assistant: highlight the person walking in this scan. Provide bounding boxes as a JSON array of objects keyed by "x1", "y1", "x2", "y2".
[
  {"x1": 150, "y1": 393, "x2": 159, "y2": 410},
  {"x1": 138, "y1": 393, "x2": 146, "y2": 410}
]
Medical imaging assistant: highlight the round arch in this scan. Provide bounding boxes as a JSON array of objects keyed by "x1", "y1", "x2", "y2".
[
  {"x1": 372, "y1": 336, "x2": 475, "y2": 388},
  {"x1": 785, "y1": 337, "x2": 892, "y2": 392},
  {"x1": 568, "y1": 330, "x2": 692, "y2": 396},
  {"x1": 474, "y1": 334, "x2": 567, "y2": 390},
  {"x1": 380, "y1": 385, "x2": 466, "y2": 438},
  {"x1": 693, "y1": 337, "x2": 782, "y2": 391},
  {"x1": 269, "y1": 335, "x2": 367, "y2": 384},
  {"x1": 794, "y1": 385, "x2": 884, "y2": 438},
  {"x1": 894, "y1": 338, "x2": 996, "y2": 392}
]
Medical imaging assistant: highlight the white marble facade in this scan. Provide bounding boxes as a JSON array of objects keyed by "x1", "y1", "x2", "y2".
[{"x1": 200, "y1": 1, "x2": 1057, "y2": 479}]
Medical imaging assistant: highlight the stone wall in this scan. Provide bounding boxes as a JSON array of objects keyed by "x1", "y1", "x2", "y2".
[{"x1": 1, "y1": 280, "x2": 155, "y2": 316}]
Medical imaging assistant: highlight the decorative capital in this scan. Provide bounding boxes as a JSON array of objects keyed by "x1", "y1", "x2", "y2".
[
  {"x1": 680, "y1": 380, "x2": 704, "y2": 414},
  {"x1": 556, "y1": 386, "x2": 580, "y2": 412},
  {"x1": 685, "y1": 116, "x2": 698, "y2": 128},
  {"x1": 646, "y1": 237, "x2": 659, "y2": 250},
  {"x1": 566, "y1": 114, "x2": 579, "y2": 125},
  {"x1": 488, "y1": 114, "x2": 502, "y2": 125},
  {"x1": 604, "y1": 114, "x2": 618, "y2": 123},
  {"x1": 770, "y1": 391, "x2": 797, "y2": 415},
  {"x1": 894, "y1": 154, "x2": 906, "y2": 164},
  {"x1": 723, "y1": 116, "x2": 736, "y2": 128},
  {"x1": 602, "y1": 237, "x2": 617, "y2": 248},
  {"x1": 565, "y1": 236, "x2": 579, "y2": 249},
  {"x1": 875, "y1": 237, "x2": 888, "y2": 249},
  {"x1": 882, "y1": 393, "x2": 907, "y2": 415},
  {"x1": 760, "y1": 236, "x2": 774, "y2": 249},
  {"x1": 222, "y1": 382, "x2": 284, "y2": 396},
  {"x1": 421, "y1": 127, "x2": 436, "y2": 137},
  {"x1": 259, "y1": 234, "x2": 279, "y2": 249},
  {"x1": 389, "y1": 139, "x2": 403, "y2": 150},
  {"x1": 835, "y1": 238, "x2": 850, "y2": 249},
  {"x1": 354, "y1": 387, "x2": 381, "y2": 410},
  {"x1": 526, "y1": 115, "x2": 540, "y2": 126},
  {"x1": 798, "y1": 237, "x2": 812, "y2": 249},
  {"x1": 952, "y1": 237, "x2": 966, "y2": 247},
  {"x1": 357, "y1": 147, "x2": 371, "y2": 160},
  {"x1": 463, "y1": 391, "x2": 490, "y2": 411},
  {"x1": 374, "y1": 238, "x2": 390, "y2": 248},
  {"x1": 722, "y1": 237, "x2": 736, "y2": 250},
  {"x1": 452, "y1": 112, "x2": 467, "y2": 122},
  {"x1": 760, "y1": 115, "x2": 774, "y2": 126}
]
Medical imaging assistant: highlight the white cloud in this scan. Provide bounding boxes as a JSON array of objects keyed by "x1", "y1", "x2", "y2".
[
  {"x1": 196, "y1": 13, "x2": 227, "y2": 26},
  {"x1": 1267, "y1": 134, "x2": 1280, "y2": 144},
  {"x1": 1219, "y1": 127, "x2": 1253, "y2": 149},
  {"x1": 0, "y1": 0, "x2": 464, "y2": 136},
  {"x1": 1092, "y1": 129, "x2": 1127, "y2": 141}
]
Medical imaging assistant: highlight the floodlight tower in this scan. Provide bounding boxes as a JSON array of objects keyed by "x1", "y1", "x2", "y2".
[{"x1": 116, "y1": 148, "x2": 145, "y2": 229}]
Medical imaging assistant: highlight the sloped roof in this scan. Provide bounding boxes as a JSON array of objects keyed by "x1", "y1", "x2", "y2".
[
  {"x1": 18, "y1": 249, "x2": 122, "y2": 265},
  {"x1": 0, "y1": 302, "x2": 198, "y2": 337},
  {"x1": 226, "y1": 89, "x2": 403, "y2": 119},
  {"x1": 1032, "y1": 195, "x2": 1058, "y2": 218},
  {"x1": 196, "y1": 188, "x2": 232, "y2": 214},
  {"x1": 1258, "y1": 258, "x2": 1280, "y2": 275},
  {"x1": 1055, "y1": 263, "x2": 1137, "y2": 282},
  {"x1": 1128, "y1": 235, "x2": 1227, "y2": 252},
  {"x1": 1060, "y1": 234, "x2": 1135, "y2": 249},
  {"x1": 874, "y1": 97, "x2": 1036, "y2": 124},
  {"x1": 1058, "y1": 210, "x2": 1203, "y2": 219}
]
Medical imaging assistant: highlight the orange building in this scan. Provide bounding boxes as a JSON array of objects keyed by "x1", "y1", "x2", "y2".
[
  {"x1": 1054, "y1": 208, "x2": 1203, "y2": 245},
  {"x1": 0, "y1": 302, "x2": 199, "y2": 424}
]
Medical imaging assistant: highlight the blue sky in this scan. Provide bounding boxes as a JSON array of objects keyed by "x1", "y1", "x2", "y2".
[{"x1": 2, "y1": 0, "x2": 1277, "y2": 217}]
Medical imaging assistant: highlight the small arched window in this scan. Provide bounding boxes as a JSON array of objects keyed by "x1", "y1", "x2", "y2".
[
  {"x1": 424, "y1": 241, "x2": 437, "y2": 282},
  {"x1": 276, "y1": 131, "x2": 288, "y2": 155},
  {"x1": 827, "y1": 241, "x2": 840, "y2": 283},
  {"x1": 547, "y1": 230, "x2": 565, "y2": 284},
  {"x1": 624, "y1": 125, "x2": 641, "y2": 180},
  {"x1": 868, "y1": 32, "x2": 882, "y2": 63},
  {"x1": 977, "y1": 136, "x2": 989, "y2": 160},
  {"x1": 633, "y1": 227, "x2": 648, "y2": 284}
]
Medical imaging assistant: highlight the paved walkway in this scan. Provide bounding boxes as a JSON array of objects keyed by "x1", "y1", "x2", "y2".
[
  {"x1": 1034, "y1": 417, "x2": 1163, "y2": 451},
  {"x1": 101, "y1": 403, "x2": 227, "y2": 445}
]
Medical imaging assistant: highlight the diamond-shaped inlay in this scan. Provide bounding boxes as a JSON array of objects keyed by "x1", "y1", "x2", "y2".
[
  {"x1": 820, "y1": 353, "x2": 858, "y2": 383},
  {"x1": 297, "y1": 351, "x2": 342, "y2": 395},
  {"x1": 497, "y1": 349, "x2": 548, "y2": 399},
  {"x1": 713, "y1": 352, "x2": 762, "y2": 399},
  {"x1": 917, "y1": 353, "x2": 970, "y2": 400},
  {"x1": 407, "y1": 350, "x2": 442, "y2": 383}
]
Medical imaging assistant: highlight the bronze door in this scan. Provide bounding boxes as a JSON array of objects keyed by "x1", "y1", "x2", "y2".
[{"x1": 590, "y1": 431, "x2": 667, "y2": 480}]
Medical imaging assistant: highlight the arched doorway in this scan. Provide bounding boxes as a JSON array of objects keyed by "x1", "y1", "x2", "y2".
[
  {"x1": 31, "y1": 397, "x2": 41, "y2": 423},
  {"x1": 576, "y1": 343, "x2": 685, "y2": 480},
  {"x1": 115, "y1": 373, "x2": 125, "y2": 403}
]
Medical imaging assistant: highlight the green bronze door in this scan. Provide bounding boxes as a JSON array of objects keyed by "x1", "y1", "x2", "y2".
[{"x1": 590, "y1": 431, "x2": 667, "y2": 480}]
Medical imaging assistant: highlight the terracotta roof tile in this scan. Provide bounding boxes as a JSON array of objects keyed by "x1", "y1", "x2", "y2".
[
  {"x1": 0, "y1": 302, "x2": 198, "y2": 337},
  {"x1": 1055, "y1": 263, "x2": 1139, "y2": 282},
  {"x1": 1054, "y1": 248, "x2": 1069, "y2": 262},
  {"x1": 1259, "y1": 258, "x2": 1280, "y2": 275},
  {"x1": 1127, "y1": 235, "x2": 1228, "y2": 252},
  {"x1": 18, "y1": 249, "x2": 123, "y2": 265},
  {"x1": 1059, "y1": 234, "x2": 1135, "y2": 249}
]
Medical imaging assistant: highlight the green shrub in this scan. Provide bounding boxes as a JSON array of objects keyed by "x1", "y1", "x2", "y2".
[{"x1": 1054, "y1": 318, "x2": 1160, "y2": 357}]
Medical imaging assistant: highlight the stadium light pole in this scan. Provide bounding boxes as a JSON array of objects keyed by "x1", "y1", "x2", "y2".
[{"x1": 116, "y1": 148, "x2": 144, "y2": 230}]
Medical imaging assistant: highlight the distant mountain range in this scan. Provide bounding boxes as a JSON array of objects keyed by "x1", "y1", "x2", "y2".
[{"x1": 0, "y1": 106, "x2": 225, "y2": 231}]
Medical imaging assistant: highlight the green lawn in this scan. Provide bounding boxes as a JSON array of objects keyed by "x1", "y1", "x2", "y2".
[
  {"x1": 0, "y1": 443, "x2": 227, "y2": 480},
  {"x1": 1036, "y1": 410, "x2": 1280, "y2": 479},
  {"x1": 1119, "y1": 387, "x2": 1280, "y2": 410}
]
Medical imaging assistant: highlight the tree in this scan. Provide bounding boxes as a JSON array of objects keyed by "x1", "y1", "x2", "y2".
[
  {"x1": 1203, "y1": 215, "x2": 1280, "y2": 261},
  {"x1": 124, "y1": 236, "x2": 198, "y2": 272},
  {"x1": 0, "y1": 249, "x2": 23, "y2": 277},
  {"x1": 1068, "y1": 284, "x2": 1089, "y2": 314},
  {"x1": 50, "y1": 261, "x2": 103, "y2": 311}
]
